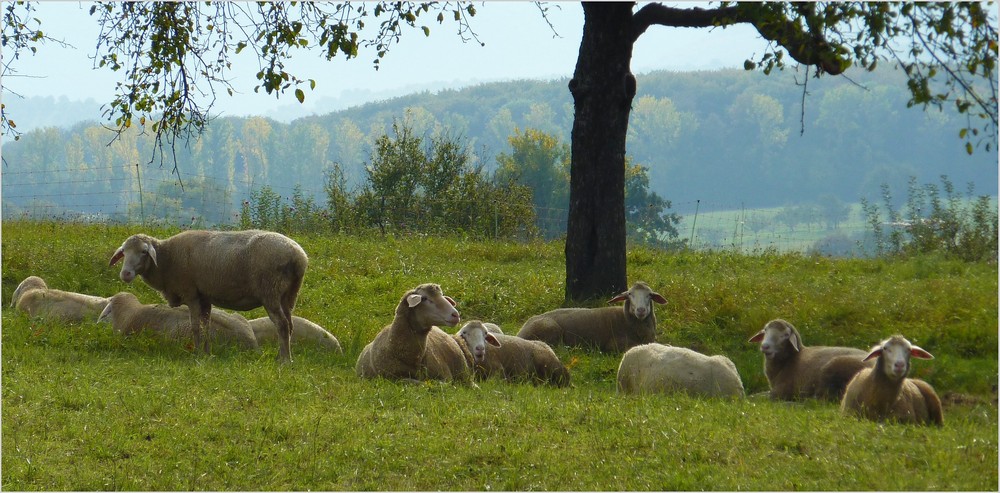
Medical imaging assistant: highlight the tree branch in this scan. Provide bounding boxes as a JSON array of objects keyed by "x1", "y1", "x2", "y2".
[{"x1": 631, "y1": 3, "x2": 848, "y2": 75}]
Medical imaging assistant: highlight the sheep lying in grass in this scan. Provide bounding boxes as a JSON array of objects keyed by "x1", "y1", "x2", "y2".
[
  {"x1": 617, "y1": 343, "x2": 744, "y2": 398},
  {"x1": 457, "y1": 321, "x2": 571, "y2": 387},
  {"x1": 453, "y1": 320, "x2": 502, "y2": 368},
  {"x1": 249, "y1": 316, "x2": 342, "y2": 354},
  {"x1": 356, "y1": 283, "x2": 474, "y2": 385},
  {"x1": 517, "y1": 281, "x2": 666, "y2": 353},
  {"x1": 10, "y1": 275, "x2": 109, "y2": 323},
  {"x1": 109, "y1": 229, "x2": 307, "y2": 361},
  {"x1": 98, "y1": 292, "x2": 259, "y2": 350},
  {"x1": 748, "y1": 319, "x2": 872, "y2": 401},
  {"x1": 841, "y1": 335, "x2": 943, "y2": 426}
]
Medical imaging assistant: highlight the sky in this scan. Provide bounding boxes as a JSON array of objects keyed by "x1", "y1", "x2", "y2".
[{"x1": 3, "y1": 2, "x2": 772, "y2": 119}]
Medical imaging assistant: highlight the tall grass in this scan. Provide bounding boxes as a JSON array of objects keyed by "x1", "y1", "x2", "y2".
[{"x1": 2, "y1": 221, "x2": 996, "y2": 490}]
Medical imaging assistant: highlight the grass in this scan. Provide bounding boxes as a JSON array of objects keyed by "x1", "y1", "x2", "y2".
[{"x1": 2, "y1": 220, "x2": 997, "y2": 490}]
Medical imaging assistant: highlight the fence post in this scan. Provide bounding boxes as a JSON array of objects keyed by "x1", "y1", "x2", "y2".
[
  {"x1": 135, "y1": 162, "x2": 145, "y2": 225},
  {"x1": 688, "y1": 199, "x2": 700, "y2": 248}
]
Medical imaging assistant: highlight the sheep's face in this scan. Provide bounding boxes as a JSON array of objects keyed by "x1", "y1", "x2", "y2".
[
  {"x1": 609, "y1": 282, "x2": 667, "y2": 321},
  {"x1": 749, "y1": 320, "x2": 801, "y2": 360},
  {"x1": 865, "y1": 335, "x2": 934, "y2": 381},
  {"x1": 406, "y1": 284, "x2": 461, "y2": 328},
  {"x1": 110, "y1": 236, "x2": 158, "y2": 283},
  {"x1": 458, "y1": 321, "x2": 502, "y2": 363}
]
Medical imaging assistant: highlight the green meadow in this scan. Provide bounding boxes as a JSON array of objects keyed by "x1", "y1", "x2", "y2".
[{"x1": 2, "y1": 221, "x2": 996, "y2": 490}]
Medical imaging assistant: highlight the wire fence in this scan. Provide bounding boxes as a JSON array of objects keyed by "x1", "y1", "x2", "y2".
[{"x1": 1, "y1": 164, "x2": 876, "y2": 256}]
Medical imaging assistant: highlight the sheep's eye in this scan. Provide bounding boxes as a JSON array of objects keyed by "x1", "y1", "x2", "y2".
[{"x1": 421, "y1": 295, "x2": 428, "y2": 302}]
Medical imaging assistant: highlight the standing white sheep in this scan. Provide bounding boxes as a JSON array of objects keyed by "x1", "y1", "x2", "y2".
[
  {"x1": 841, "y1": 335, "x2": 943, "y2": 426},
  {"x1": 355, "y1": 283, "x2": 474, "y2": 385},
  {"x1": 617, "y1": 343, "x2": 744, "y2": 398},
  {"x1": 98, "y1": 292, "x2": 259, "y2": 350},
  {"x1": 517, "y1": 281, "x2": 667, "y2": 353},
  {"x1": 457, "y1": 321, "x2": 571, "y2": 387},
  {"x1": 248, "y1": 316, "x2": 342, "y2": 354},
  {"x1": 748, "y1": 319, "x2": 873, "y2": 401},
  {"x1": 109, "y1": 229, "x2": 307, "y2": 361},
  {"x1": 10, "y1": 275, "x2": 109, "y2": 323}
]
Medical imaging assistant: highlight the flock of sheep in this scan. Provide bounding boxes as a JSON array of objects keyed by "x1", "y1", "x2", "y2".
[{"x1": 9, "y1": 228, "x2": 943, "y2": 426}]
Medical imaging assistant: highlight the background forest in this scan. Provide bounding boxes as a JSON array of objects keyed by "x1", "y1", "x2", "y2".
[{"x1": 2, "y1": 68, "x2": 997, "y2": 254}]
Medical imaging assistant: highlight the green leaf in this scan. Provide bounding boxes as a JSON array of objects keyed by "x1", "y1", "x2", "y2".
[
  {"x1": 295, "y1": 88, "x2": 305, "y2": 104},
  {"x1": 422, "y1": 26, "x2": 430, "y2": 37},
  {"x1": 965, "y1": 142, "x2": 973, "y2": 155}
]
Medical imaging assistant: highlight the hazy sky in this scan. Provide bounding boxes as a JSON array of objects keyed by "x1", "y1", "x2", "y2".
[{"x1": 4, "y1": 2, "x2": 772, "y2": 118}]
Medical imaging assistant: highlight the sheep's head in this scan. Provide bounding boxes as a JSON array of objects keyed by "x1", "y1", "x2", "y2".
[
  {"x1": 748, "y1": 319, "x2": 803, "y2": 360},
  {"x1": 109, "y1": 234, "x2": 158, "y2": 283},
  {"x1": 608, "y1": 281, "x2": 667, "y2": 321},
  {"x1": 457, "y1": 320, "x2": 502, "y2": 364},
  {"x1": 98, "y1": 292, "x2": 141, "y2": 324},
  {"x1": 11, "y1": 276, "x2": 47, "y2": 307},
  {"x1": 403, "y1": 283, "x2": 461, "y2": 329},
  {"x1": 864, "y1": 335, "x2": 933, "y2": 381}
]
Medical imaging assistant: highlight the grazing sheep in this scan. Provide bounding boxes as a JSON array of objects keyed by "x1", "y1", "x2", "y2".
[
  {"x1": 10, "y1": 275, "x2": 109, "y2": 323},
  {"x1": 109, "y1": 229, "x2": 307, "y2": 361},
  {"x1": 517, "y1": 281, "x2": 666, "y2": 353},
  {"x1": 98, "y1": 292, "x2": 259, "y2": 350},
  {"x1": 617, "y1": 343, "x2": 745, "y2": 398},
  {"x1": 458, "y1": 321, "x2": 571, "y2": 387},
  {"x1": 748, "y1": 319, "x2": 872, "y2": 401},
  {"x1": 355, "y1": 283, "x2": 474, "y2": 385},
  {"x1": 841, "y1": 335, "x2": 943, "y2": 426},
  {"x1": 249, "y1": 316, "x2": 342, "y2": 354}
]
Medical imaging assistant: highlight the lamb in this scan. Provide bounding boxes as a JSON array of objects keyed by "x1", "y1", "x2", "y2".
[
  {"x1": 517, "y1": 281, "x2": 667, "y2": 353},
  {"x1": 355, "y1": 283, "x2": 474, "y2": 385},
  {"x1": 617, "y1": 343, "x2": 745, "y2": 398},
  {"x1": 840, "y1": 335, "x2": 943, "y2": 426},
  {"x1": 109, "y1": 229, "x2": 307, "y2": 361},
  {"x1": 97, "y1": 292, "x2": 259, "y2": 350},
  {"x1": 457, "y1": 320, "x2": 571, "y2": 387},
  {"x1": 248, "y1": 316, "x2": 342, "y2": 354},
  {"x1": 10, "y1": 275, "x2": 109, "y2": 323},
  {"x1": 748, "y1": 319, "x2": 873, "y2": 401}
]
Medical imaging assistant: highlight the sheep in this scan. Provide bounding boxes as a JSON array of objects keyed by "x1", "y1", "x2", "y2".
[
  {"x1": 10, "y1": 275, "x2": 109, "y2": 323},
  {"x1": 517, "y1": 281, "x2": 667, "y2": 353},
  {"x1": 248, "y1": 316, "x2": 343, "y2": 354},
  {"x1": 453, "y1": 320, "x2": 502, "y2": 368},
  {"x1": 840, "y1": 335, "x2": 943, "y2": 426},
  {"x1": 617, "y1": 343, "x2": 744, "y2": 398},
  {"x1": 97, "y1": 292, "x2": 259, "y2": 350},
  {"x1": 483, "y1": 322, "x2": 505, "y2": 335},
  {"x1": 747, "y1": 319, "x2": 873, "y2": 401},
  {"x1": 355, "y1": 283, "x2": 474, "y2": 385},
  {"x1": 457, "y1": 320, "x2": 571, "y2": 387},
  {"x1": 109, "y1": 229, "x2": 307, "y2": 361}
]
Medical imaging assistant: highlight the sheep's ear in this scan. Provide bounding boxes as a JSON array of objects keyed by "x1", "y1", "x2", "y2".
[
  {"x1": 910, "y1": 346, "x2": 934, "y2": 360},
  {"x1": 863, "y1": 347, "x2": 883, "y2": 362},
  {"x1": 109, "y1": 247, "x2": 125, "y2": 266},
  {"x1": 444, "y1": 296, "x2": 457, "y2": 307},
  {"x1": 748, "y1": 330, "x2": 765, "y2": 343},
  {"x1": 145, "y1": 243, "x2": 158, "y2": 267},
  {"x1": 650, "y1": 292, "x2": 667, "y2": 305},
  {"x1": 607, "y1": 292, "x2": 629, "y2": 304},
  {"x1": 788, "y1": 331, "x2": 802, "y2": 352},
  {"x1": 406, "y1": 294, "x2": 423, "y2": 308},
  {"x1": 485, "y1": 332, "x2": 502, "y2": 348},
  {"x1": 97, "y1": 303, "x2": 113, "y2": 323}
]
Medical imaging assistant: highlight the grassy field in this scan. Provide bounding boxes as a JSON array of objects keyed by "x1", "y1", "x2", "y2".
[{"x1": 2, "y1": 221, "x2": 997, "y2": 490}]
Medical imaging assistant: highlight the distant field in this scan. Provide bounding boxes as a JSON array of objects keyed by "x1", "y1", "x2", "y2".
[{"x1": 2, "y1": 221, "x2": 996, "y2": 490}]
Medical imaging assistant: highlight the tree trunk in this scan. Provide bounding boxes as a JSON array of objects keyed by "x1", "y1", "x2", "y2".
[{"x1": 565, "y1": 3, "x2": 636, "y2": 301}]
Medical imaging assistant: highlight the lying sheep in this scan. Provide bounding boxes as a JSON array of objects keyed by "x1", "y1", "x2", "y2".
[
  {"x1": 98, "y1": 292, "x2": 259, "y2": 350},
  {"x1": 841, "y1": 335, "x2": 943, "y2": 426},
  {"x1": 109, "y1": 229, "x2": 307, "y2": 361},
  {"x1": 748, "y1": 319, "x2": 872, "y2": 401},
  {"x1": 248, "y1": 316, "x2": 342, "y2": 354},
  {"x1": 457, "y1": 320, "x2": 571, "y2": 387},
  {"x1": 617, "y1": 343, "x2": 744, "y2": 398},
  {"x1": 453, "y1": 320, "x2": 502, "y2": 368},
  {"x1": 355, "y1": 283, "x2": 474, "y2": 385},
  {"x1": 10, "y1": 275, "x2": 109, "y2": 323},
  {"x1": 517, "y1": 281, "x2": 667, "y2": 353}
]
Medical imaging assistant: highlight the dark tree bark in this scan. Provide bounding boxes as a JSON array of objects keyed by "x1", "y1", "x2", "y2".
[{"x1": 565, "y1": 3, "x2": 636, "y2": 301}]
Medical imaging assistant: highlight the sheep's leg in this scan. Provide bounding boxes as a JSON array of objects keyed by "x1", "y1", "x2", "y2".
[
  {"x1": 265, "y1": 303, "x2": 293, "y2": 363},
  {"x1": 200, "y1": 303, "x2": 213, "y2": 354},
  {"x1": 187, "y1": 302, "x2": 203, "y2": 354}
]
